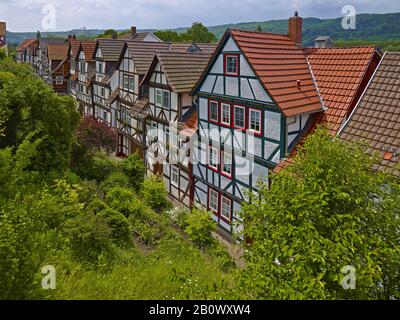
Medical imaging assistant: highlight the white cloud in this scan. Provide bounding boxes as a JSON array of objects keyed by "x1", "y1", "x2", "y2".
[{"x1": 1, "y1": 0, "x2": 399, "y2": 32}]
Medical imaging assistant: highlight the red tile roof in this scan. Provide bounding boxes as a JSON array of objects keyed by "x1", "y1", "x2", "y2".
[
  {"x1": 80, "y1": 40, "x2": 96, "y2": 61},
  {"x1": 307, "y1": 47, "x2": 379, "y2": 133},
  {"x1": 18, "y1": 38, "x2": 38, "y2": 51},
  {"x1": 69, "y1": 39, "x2": 81, "y2": 59},
  {"x1": 229, "y1": 29, "x2": 323, "y2": 117},
  {"x1": 48, "y1": 43, "x2": 69, "y2": 61},
  {"x1": 340, "y1": 52, "x2": 400, "y2": 177}
]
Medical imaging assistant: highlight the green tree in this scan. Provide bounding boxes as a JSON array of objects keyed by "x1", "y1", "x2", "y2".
[
  {"x1": 121, "y1": 152, "x2": 145, "y2": 189},
  {"x1": 183, "y1": 22, "x2": 217, "y2": 43},
  {"x1": 0, "y1": 59, "x2": 80, "y2": 173},
  {"x1": 239, "y1": 128, "x2": 400, "y2": 300}
]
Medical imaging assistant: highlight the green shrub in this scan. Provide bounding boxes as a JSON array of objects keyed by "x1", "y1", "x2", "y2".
[
  {"x1": 142, "y1": 176, "x2": 168, "y2": 211},
  {"x1": 101, "y1": 171, "x2": 130, "y2": 191},
  {"x1": 105, "y1": 186, "x2": 135, "y2": 216},
  {"x1": 184, "y1": 209, "x2": 217, "y2": 248},
  {"x1": 121, "y1": 152, "x2": 145, "y2": 189},
  {"x1": 74, "y1": 151, "x2": 119, "y2": 182},
  {"x1": 88, "y1": 198, "x2": 109, "y2": 214},
  {"x1": 64, "y1": 212, "x2": 113, "y2": 263},
  {"x1": 98, "y1": 208, "x2": 131, "y2": 245},
  {"x1": 128, "y1": 217, "x2": 161, "y2": 245},
  {"x1": 207, "y1": 243, "x2": 236, "y2": 272},
  {"x1": 167, "y1": 206, "x2": 190, "y2": 229}
]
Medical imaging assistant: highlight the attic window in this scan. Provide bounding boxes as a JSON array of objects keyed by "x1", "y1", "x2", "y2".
[{"x1": 224, "y1": 54, "x2": 239, "y2": 76}]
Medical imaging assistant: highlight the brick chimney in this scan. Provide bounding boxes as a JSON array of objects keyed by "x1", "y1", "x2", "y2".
[
  {"x1": 288, "y1": 11, "x2": 302, "y2": 46},
  {"x1": 131, "y1": 26, "x2": 137, "y2": 38}
]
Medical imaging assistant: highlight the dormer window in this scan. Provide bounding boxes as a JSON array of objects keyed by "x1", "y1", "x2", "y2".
[{"x1": 224, "y1": 54, "x2": 239, "y2": 76}]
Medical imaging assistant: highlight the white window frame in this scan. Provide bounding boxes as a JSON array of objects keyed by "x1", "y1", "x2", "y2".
[
  {"x1": 234, "y1": 105, "x2": 246, "y2": 129},
  {"x1": 225, "y1": 55, "x2": 239, "y2": 76},
  {"x1": 208, "y1": 146, "x2": 219, "y2": 170},
  {"x1": 221, "y1": 196, "x2": 232, "y2": 221},
  {"x1": 156, "y1": 89, "x2": 162, "y2": 106},
  {"x1": 162, "y1": 90, "x2": 170, "y2": 109},
  {"x1": 123, "y1": 74, "x2": 129, "y2": 91},
  {"x1": 171, "y1": 166, "x2": 179, "y2": 187},
  {"x1": 221, "y1": 103, "x2": 231, "y2": 126},
  {"x1": 209, "y1": 189, "x2": 219, "y2": 213},
  {"x1": 249, "y1": 108, "x2": 262, "y2": 135},
  {"x1": 209, "y1": 100, "x2": 219, "y2": 122},
  {"x1": 100, "y1": 87, "x2": 105, "y2": 98},
  {"x1": 221, "y1": 152, "x2": 232, "y2": 178},
  {"x1": 129, "y1": 76, "x2": 135, "y2": 92}
]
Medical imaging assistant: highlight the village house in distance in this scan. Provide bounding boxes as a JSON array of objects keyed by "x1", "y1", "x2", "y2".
[
  {"x1": 14, "y1": 13, "x2": 399, "y2": 236},
  {"x1": 0, "y1": 21, "x2": 7, "y2": 55}
]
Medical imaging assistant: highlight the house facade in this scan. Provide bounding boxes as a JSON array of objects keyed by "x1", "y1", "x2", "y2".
[
  {"x1": 190, "y1": 13, "x2": 381, "y2": 233},
  {"x1": 47, "y1": 43, "x2": 70, "y2": 95},
  {"x1": 91, "y1": 39, "x2": 125, "y2": 125},
  {"x1": 0, "y1": 22, "x2": 7, "y2": 54},
  {"x1": 141, "y1": 51, "x2": 214, "y2": 207},
  {"x1": 75, "y1": 41, "x2": 97, "y2": 113}
]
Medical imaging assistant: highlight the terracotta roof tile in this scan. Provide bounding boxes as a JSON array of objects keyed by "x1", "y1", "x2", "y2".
[
  {"x1": 340, "y1": 52, "x2": 400, "y2": 176},
  {"x1": 307, "y1": 46, "x2": 378, "y2": 133},
  {"x1": 0, "y1": 22, "x2": 6, "y2": 37},
  {"x1": 80, "y1": 40, "x2": 96, "y2": 61},
  {"x1": 69, "y1": 39, "x2": 81, "y2": 58},
  {"x1": 47, "y1": 43, "x2": 69, "y2": 61},
  {"x1": 145, "y1": 52, "x2": 213, "y2": 93},
  {"x1": 230, "y1": 29, "x2": 323, "y2": 117}
]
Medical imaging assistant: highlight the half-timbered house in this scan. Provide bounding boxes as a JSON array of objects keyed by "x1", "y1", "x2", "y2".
[
  {"x1": 141, "y1": 51, "x2": 214, "y2": 207},
  {"x1": 47, "y1": 43, "x2": 70, "y2": 95},
  {"x1": 111, "y1": 41, "x2": 171, "y2": 156},
  {"x1": 190, "y1": 13, "x2": 381, "y2": 233},
  {"x1": 91, "y1": 39, "x2": 125, "y2": 125},
  {"x1": 75, "y1": 40, "x2": 97, "y2": 113},
  {"x1": 0, "y1": 22, "x2": 7, "y2": 54},
  {"x1": 68, "y1": 37, "x2": 81, "y2": 99}
]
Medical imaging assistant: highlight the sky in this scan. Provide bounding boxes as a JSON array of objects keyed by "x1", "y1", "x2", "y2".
[{"x1": 1, "y1": 0, "x2": 399, "y2": 32}]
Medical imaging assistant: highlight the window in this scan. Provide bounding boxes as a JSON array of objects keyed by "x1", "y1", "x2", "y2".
[
  {"x1": 97, "y1": 62, "x2": 103, "y2": 74},
  {"x1": 209, "y1": 146, "x2": 218, "y2": 170},
  {"x1": 209, "y1": 100, "x2": 219, "y2": 123},
  {"x1": 156, "y1": 89, "x2": 162, "y2": 105},
  {"x1": 162, "y1": 91, "x2": 170, "y2": 108},
  {"x1": 171, "y1": 166, "x2": 179, "y2": 187},
  {"x1": 80, "y1": 62, "x2": 86, "y2": 74},
  {"x1": 171, "y1": 131, "x2": 179, "y2": 149},
  {"x1": 234, "y1": 105, "x2": 245, "y2": 129},
  {"x1": 221, "y1": 196, "x2": 232, "y2": 220},
  {"x1": 129, "y1": 77, "x2": 135, "y2": 92},
  {"x1": 221, "y1": 103, "x2": 231, "y2": 126},
  {"x1": 221, "y1": 152, "x2": 232, "y2": 177},
  {"x1": 249, "y1": 109, "x2": 261, "y2": 135},
  {"x1": 209, "y1": 189, "x2": 219, "y2": 213},
  {"x1": 225, "y1": 54, "x2": 239, "y2": 76},
  {"x1": 123, "y1": 75, "x2": 129, "y2": 91},
  {"x1": 100, "y1": 87, "x2": 105, "y2": 98}
]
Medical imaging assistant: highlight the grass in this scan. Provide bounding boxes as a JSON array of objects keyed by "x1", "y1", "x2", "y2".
[{"x1": 46, "y1": 226, "x2": 237, "y2": 300}]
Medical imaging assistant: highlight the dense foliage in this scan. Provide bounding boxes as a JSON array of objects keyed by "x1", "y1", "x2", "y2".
[
  {"x1": 155, "y1": 22, "x2": 217, "y2": 43},
  {"x1": 240, "y1": 129, "x2": 400, "y2": 300}
]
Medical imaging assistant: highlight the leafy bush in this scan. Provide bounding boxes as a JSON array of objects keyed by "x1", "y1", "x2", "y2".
[
  {"x1": 121, "y1": 152, "x2": 145, "y2": 189},
  {"x1": 88, "y1": 198, "x2": 109, "y2": 214},
  {"x1": 167, "y1": 206, "x2": 190, "y2": 229},
  {"x1": 105, "y1": 186, "x2": 135, "y2": 216},
  {"x1": 64, "y1": 212, "x2": 113, "y2": 263},
  {"x1": 207, "y1": 243, "x2": 236, "y2": 272},
  {"x1": 129, "y1": 217, "x2": 160, "y2": 245},
  {"x1": 101, "y1": 171, "x2": 130, "y2": 191},
  {"x1": 72, "y1": 150, "x2": 119, "y2": 182},
  {"x1": 98, "y1": 208, "x2": 131, "y2": 245},
  {"x1": 184, "y1": 209, "x2": 217, "y2": 248},
  {"x1": 142, "y1": 176, "x2": 168, "y2": 211}
]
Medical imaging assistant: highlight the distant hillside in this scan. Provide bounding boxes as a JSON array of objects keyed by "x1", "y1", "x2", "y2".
[{"x1": 6, "y1": 12, "x2": 400, "y2": 47}]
